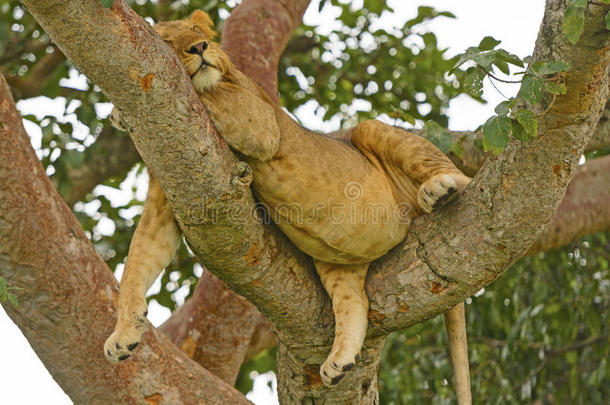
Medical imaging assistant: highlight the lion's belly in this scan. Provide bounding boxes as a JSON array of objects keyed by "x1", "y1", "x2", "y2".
[{"x1": 249, "y1": 133, "x2": 412, "y2": 264}]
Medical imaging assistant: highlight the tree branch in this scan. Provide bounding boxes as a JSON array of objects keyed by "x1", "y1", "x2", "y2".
[
  {"x1": 364, "y1": 0, "x2": 609, "y2": 332},
  {"x1": 221, "y1": 0, "x2": 312, "y2": 102},
  {"x1": 0, "y1": 72, "x2": 249, "y2": 404},
  {"x1": 527, "y1": 155, "x2": 610, "y2": 254},
  {"x1": 3, "y1": 45, "x2": 66, "y2": 100},
  {"x1": 159, "y1": 269, "x2": 262, "y2": 385}
]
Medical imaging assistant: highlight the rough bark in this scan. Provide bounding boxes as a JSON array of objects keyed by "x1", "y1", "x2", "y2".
[
  {"x1": 9, "y1": 0, "x2": 610, "y2": 403},
  {"x1": 0, "y1": 73, "x2": 250, "y2": 405}
]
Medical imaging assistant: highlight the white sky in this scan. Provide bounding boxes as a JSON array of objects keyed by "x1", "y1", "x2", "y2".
[{"x1": 0, "y1": 1, "x2": 544, "y2": 403}]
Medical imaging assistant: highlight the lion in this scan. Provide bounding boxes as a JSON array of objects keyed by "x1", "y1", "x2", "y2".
[{"x1": 104, "y1": 10, "x2": 472, "y2": 402}]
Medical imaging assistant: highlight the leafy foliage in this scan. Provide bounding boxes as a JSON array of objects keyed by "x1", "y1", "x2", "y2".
[
  {"x1": 279, "y1": 3, "x2": 461, "y2": 128},
  {"x1": 378, "y1": 231, "x2": 610, "y2": 404},
  {"x1": 451, "y1": 36, "x2": 570, "y2": 151}
]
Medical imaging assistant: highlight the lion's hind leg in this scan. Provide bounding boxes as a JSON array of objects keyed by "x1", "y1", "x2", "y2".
[
  {"x1": 104, "y1": 174, "x2": 181, "y2": 363},
  {"x1": 351, "y1": 120, "x2": 471, "y2": 213},
  {"x1": 314, "y1": 260, "x2": 370, "y2": 386}
]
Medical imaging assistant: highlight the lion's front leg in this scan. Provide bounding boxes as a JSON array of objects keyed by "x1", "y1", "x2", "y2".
[{"x1": 104, "y1": 174, "x2": 180, "y2": 363}]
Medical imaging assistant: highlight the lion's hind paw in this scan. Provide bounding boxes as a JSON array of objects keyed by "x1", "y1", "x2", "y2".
[{"x1": 417, "y1": 174, "x2": 461, "y2": 213}]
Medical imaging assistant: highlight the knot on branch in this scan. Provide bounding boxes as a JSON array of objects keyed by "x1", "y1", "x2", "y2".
[{"x1": 232, "y1": 161, "x2": 253, "y2": 187}]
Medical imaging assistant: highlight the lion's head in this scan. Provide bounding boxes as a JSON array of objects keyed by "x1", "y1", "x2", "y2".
[{"x1": 154, "y1": 11, "x2": 231, "y2": 93}]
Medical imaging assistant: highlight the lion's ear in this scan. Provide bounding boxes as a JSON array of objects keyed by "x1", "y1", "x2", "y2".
[{"x1": 190, "y1": 10, "x2": 217, "y2": 39}]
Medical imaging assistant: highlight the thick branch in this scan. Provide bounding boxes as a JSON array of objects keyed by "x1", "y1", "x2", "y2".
[
  {"x1": 586, "y1": 99, "x2": 609, "y2": 151},
  {"x1": 221, "y1": 0, "x2": 311, "y2": 102},
  {"x1": 3, "y1": 46, "x2": 65, "y2": 100},
  {"x1": 527, "y1": 155, "x2": 610, "y2": 254},
  {"x1": 0, "y1": 73, "x2": 249, "y2": 404},
  {"x1": 159, "y1": 270, "x2": 262, "y2": 385},
  {"x1": 365, "y1": 0, "x2": 610, "y2": 332}
]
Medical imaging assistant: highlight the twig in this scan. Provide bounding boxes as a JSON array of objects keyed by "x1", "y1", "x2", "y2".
[{"x1": 488, "y1": 72, "x2": 522, "y2": 84}]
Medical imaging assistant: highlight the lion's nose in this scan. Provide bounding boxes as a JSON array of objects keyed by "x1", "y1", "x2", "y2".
[{"x1": 186, "y1": 41, "x2": 208, "y2": 55}]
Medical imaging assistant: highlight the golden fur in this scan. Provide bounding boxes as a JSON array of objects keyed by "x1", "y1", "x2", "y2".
[{"x1": 105, "y1": 11, "x2": 472, "y2": 392}]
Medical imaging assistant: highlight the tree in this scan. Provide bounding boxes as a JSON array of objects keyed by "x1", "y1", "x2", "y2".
[{"x1": 0, "y1": 0, "x2": 608, "y2": 403}]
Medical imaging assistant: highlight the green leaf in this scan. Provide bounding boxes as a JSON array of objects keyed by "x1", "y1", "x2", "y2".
[
  {"x1": 562, "y1": 2, "x2": 585, "y2": 44},
  {"x1": 7, "y1": 292, "x2": 19, "y2": 309},
  {"x1": 514, "y1": 109, "x2": 538, "y2": 138},
  {"x1": 425, "y1": 121, "x2": 452, "y2": 154},
  {"x1": 544, "y1": 81, "x2": 568, "y2": 95},
  {"x1": 463, "y1": 66, "x2": 486, "y2": 98},
  {"x1": 495, "y1": 50, "x2": 525, "y2": 68},
  {"x1": 494, "y1": 100, "x2": 513, "y2": 115},
  {"x1": 450, "y1": 141, "x2": 464, "y2": 159},
  {"x1": 511, "y1": 121, "x2": 529, "y2": 141},
  {"x1": 401, "y1": 113, "x2": 415, "y2": 125},
  {"x1": 0, "y1": 277, "x2": 7, "y2": 300},
  {"x1": 483, "y1": 115, "x2": 511, "y2": 148},
  {"x1": 471, "y1": 51, "x2": 497, "y2": 69},
  {"x1": 493, "y1": 59, "x2": 510, "y2": 75},
  {"x1": 364, "y1": 0, "x2": 386, "y2": 14},
  {"x1": 531, "y1": 60, "x2": 571, "y2": 75},
  {"x1": 452, "y1": 46, "x2": 481, "y2": 70},
  {"x1": 519, "y1": 75, "x2": 544, "y2": 104},
  {"x1": 101, "y1": 0, "x2": 114, "y2": 8},
  {"x1": 478, "y1": 36, "x2": 501, "y2": 51},
  {"x1": 606, "y1": 11, "x2": 610, "y2": 30}
]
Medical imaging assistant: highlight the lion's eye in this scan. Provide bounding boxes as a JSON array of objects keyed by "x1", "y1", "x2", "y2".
[{"x1": 192, "y1": 25, "x2": 204, "y2": 34}]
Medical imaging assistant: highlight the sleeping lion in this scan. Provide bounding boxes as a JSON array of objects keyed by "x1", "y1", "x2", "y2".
[{"x1": 104, "y1": 10, "x2": 472, "y2": 397}]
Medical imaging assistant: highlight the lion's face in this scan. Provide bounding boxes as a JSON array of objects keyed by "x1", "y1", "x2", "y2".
[{"x1": 154, "y1": 11, "x2": 230, "y2": 93}]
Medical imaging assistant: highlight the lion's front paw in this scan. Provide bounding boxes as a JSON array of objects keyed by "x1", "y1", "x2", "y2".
[
  {"x1": 104, "y1": 300, "x2": 148, "y2": 363},
  {"x1": 418, "y1": 173, "x2": 468, "y2": 213},
  {"x1": 104, "y1": 326, "x2": 143, "y2": 363},
  {"x1": 320, "y1": 350, "x2": 360, "y2": 387}
]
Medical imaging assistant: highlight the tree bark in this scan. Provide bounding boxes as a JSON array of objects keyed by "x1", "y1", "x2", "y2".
[
  {"x1": 9, "y1": 0, "x2": 610, "y2": 403},
  {"x1": 0, "y1": 73, "x2": 250, "y2": 404}
]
